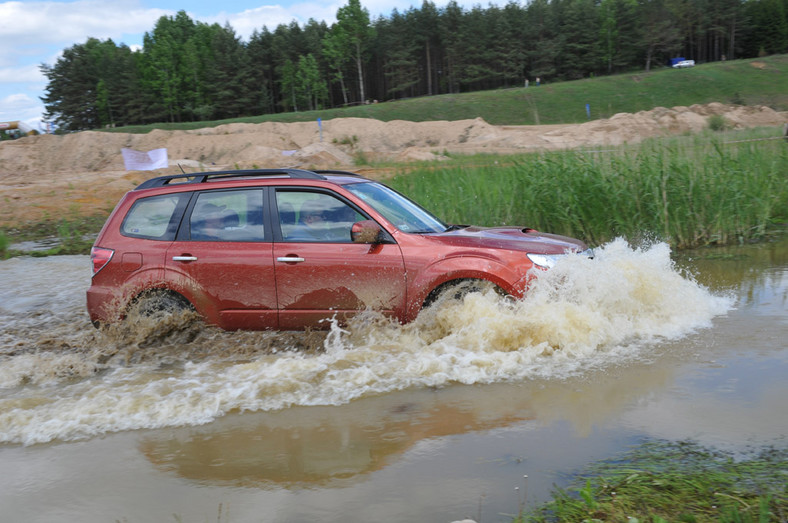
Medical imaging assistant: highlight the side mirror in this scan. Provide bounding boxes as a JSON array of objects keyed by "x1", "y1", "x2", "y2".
[{"x1": 351, "y1": 220, "x2": 383, "y2": 244}]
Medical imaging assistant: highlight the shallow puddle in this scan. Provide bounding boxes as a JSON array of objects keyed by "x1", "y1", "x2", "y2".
[{"x1": 0, "y1": 237, "x2": 785, "y2": 522}]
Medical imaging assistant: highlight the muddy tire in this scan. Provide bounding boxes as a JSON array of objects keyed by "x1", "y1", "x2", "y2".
[
  {"x1": 423, "y1": 279, "x2": 503, "y2": 308},
  {"x1": 134, "y1": 290, "x2": 192, "y2": 317}
]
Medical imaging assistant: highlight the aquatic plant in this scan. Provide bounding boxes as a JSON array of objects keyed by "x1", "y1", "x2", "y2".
[
  {"x1": 516, "y1": 440, "x2": 787, "y2": 522},
  {"x1": 0, "y1": 230, "x2": 8, "y2": 258}
]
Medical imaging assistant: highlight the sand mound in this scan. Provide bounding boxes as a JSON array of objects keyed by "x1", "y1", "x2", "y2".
[{"x1": 0, "y1": 103, "x2": 785, "y2": 227}]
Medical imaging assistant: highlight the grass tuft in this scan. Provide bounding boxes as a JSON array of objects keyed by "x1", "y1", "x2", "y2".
[
  {"x1": 708, "y1": 114, "x2": 731, "y2": 132},
  {"x1": 517, "y1": 440, "x2": 787, "y2": 523}
]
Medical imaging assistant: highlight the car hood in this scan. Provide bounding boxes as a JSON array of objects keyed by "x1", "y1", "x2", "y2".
[{"x1": 424, "y1": 226, "x2": 588, "y2": 254}]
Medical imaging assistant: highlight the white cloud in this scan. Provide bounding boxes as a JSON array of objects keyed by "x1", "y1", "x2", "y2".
[
  {"x1": 203, "y1": 3, "x2": 340, "y2": 39},
  {"x1": 0, "y1": 64, "x2": 46, "y2": 85},
  {"x1": 0, "y1": 0, "x2": 170, "y2": 46},
  {"x1": 0, "y1": 0, "x2": 172, "y2": 78},
  {"x1": 0, "y1": 93, "x2": 44, "y2": 122},
  {"x1": 1, "y1": 93, "x2": 36, "y2": 108},
  {"x1": 202, "y1": 0, "x2": 440, "y2": 39}
]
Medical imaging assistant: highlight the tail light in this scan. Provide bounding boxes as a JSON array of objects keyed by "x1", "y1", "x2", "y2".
[{"x1": 90, "y1": 246, "x2": 115, "y2": 275}]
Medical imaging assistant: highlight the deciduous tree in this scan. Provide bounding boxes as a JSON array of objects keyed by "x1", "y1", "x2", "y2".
[{"x1": 335, "y1": 0, "x2": 375, "y2": 103}]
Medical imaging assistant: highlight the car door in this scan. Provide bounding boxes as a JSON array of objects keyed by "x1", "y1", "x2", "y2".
[
  {"x1": 272, "y1": 188, "x2": 407, "y2": 329},
  {"x1": 166, "y1": 188, "x2": 278, "y2": 330}
]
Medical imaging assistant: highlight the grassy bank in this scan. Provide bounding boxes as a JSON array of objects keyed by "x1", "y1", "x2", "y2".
[
  {"x1": 388, "y1": 127, "x2": 788, "y2": 249},
  {"x1": 107, "y1": 55, "x2": 788, "y2": 133},
  {"x1": 0, "y1": 215, "x2": 104, "y2": 259},
  {"x1": 517, "y1": 440, "x2": 787, "y2": 522}
]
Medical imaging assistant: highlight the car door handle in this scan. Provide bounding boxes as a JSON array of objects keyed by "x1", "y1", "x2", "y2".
[
  {"x1": 277, "y1": 256, "x2": 305, "y2": 263},
  {"x1": 172, "y1": 255, "x2": 198, "y2": 262}
]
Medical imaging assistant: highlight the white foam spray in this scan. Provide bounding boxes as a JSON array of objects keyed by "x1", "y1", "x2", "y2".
[{"x1": 0, "y1": 240, "x2": 732, "y2": 445}]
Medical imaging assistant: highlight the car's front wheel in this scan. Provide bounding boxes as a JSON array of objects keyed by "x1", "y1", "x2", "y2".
[{"x1": 423, "y1": 279, "x2": 504, "y2": 308}]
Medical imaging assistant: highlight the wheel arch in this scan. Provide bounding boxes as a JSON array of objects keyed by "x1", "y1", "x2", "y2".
[{"x1": 404, "y1": 255, "x2": 522, "y2": 321}]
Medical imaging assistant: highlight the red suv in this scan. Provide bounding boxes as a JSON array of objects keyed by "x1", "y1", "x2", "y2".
[{"x1": 87, "y1": 169, "x2": 591, "y2": 330}]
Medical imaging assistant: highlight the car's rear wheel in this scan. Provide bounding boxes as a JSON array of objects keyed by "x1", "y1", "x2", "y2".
[{"x1": 132, "y1": 290, "x2": 193, "y2": 318}]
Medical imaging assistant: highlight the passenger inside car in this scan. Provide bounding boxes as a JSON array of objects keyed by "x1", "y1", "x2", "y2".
[
  {"x1": 288, "y1": 200, "x2": 328, "y2": 241},
  {"x1": 191, "y1": 203, "x2": 244, "y2": 241}
]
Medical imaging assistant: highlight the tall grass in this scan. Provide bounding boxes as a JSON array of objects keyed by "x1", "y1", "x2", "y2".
[{"x1": 388, "y1": 130, "x2": 788, "y2": 249}]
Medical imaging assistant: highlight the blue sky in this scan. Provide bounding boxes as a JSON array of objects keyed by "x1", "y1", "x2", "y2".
[{"x1": 0, "y1": 0, "x2": 483, "y2": 130}]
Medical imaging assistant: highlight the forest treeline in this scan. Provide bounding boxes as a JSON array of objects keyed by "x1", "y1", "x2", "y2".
[{"x1": 41, "y1": 0, "x2": 788, "y2": 131}]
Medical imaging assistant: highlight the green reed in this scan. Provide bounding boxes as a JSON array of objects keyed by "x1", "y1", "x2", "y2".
[
  {"x1": 0, "y1": 230, "x2": 9, "y2": 259},
  {"x1": 517, "y1": 440, "x2": 787, "y2": 523},
  {"x1": 389, "y1": 130, "x2": 788, "y2": 249}
]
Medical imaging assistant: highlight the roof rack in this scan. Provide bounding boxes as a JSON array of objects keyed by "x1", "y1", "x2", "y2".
[
  {"x1": 135, "y1": 168, "x2": 328, "y2": 189},
  {"x1": 312, "y1": 170, "x2": 363, "y2": 177}
]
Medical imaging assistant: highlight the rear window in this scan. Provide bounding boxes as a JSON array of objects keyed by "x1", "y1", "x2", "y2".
[
  {"x1": 188, "y1": 189, "x2": 265, "y2": 242},
  {"x1": 121, "y1": 193, "x2": 188, "y2": 240}
]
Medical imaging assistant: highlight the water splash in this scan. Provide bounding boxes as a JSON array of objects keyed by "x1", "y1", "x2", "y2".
[{"x1": 0, "y1": 240, "x2": 732, "y2": 445}]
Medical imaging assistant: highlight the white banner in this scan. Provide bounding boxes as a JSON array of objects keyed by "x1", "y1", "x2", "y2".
[{"x1": 121, "y1": 148, "x2": 169, "y2": 171}]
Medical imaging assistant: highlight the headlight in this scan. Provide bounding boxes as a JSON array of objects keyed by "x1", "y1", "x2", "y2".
[
  {"x1": 527, "y1": 248, "x2": 594, "y2": 269},
  {"x1": 526, "y1": 253, "x2": 562, "y2": 269}
]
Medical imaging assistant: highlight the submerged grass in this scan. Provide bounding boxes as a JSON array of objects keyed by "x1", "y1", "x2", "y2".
[
  {"x1": 0, "y1": 215, "x2": 105, "y2": 259},
  {"x1": 517, "y1": 440, "x2": 787, "y2": 523},
  {"x1": 388, "y1": 128, "x2": 788, "y2": 249}
]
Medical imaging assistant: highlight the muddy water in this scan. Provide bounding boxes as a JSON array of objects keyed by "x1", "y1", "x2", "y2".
[{"x1": 1, "y1": 237, "x2": 786, "y2": 522}]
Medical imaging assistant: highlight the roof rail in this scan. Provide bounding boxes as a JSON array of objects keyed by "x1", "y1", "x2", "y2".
[
  {"x1": 135, "y1": 169, "x2": 326, "y2": 189},
  {"x1": 312, "y1": 170, "x2": 362, "y2": 177}
]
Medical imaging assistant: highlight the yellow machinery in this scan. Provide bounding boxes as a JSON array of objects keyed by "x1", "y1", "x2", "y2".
[{"x1": 0, "y1": 121, "x2": 38, "y2": 136}]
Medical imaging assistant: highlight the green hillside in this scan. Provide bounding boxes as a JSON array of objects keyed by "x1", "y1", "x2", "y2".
[{"x1": 112, "y1": 54, "x2": 788, "y2": 133}]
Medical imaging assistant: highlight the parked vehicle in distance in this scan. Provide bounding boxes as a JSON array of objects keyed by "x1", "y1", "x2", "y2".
[
  {"x1": 672, "y1": 60, "x2": 695, "y2": 68},
  {"x1": 87, "y1": 169, "x2": 592, "y2": 331}
]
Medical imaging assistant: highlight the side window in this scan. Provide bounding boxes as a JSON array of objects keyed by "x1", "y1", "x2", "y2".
[
  {"x1": 276, "y1": 190, "x2": 364, "y2": 243},
  {"x1": 121, "y1": 193, "x2": 188, "y2": 240},
  {"x1": 189, "y1": 189, "x2": 265, "y2": 242}
]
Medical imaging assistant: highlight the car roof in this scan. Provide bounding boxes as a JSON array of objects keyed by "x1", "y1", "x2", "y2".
[{"x1": 134, "y1": 169, "x2": 367, "y2": 190}]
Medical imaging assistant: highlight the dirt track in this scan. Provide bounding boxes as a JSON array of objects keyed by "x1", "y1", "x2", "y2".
[{"x1": 1, "y1": 102, "x2": 786, "y2": 228}]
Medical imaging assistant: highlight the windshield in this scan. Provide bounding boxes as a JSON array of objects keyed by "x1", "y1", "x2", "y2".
[{"x1": 345, "y1": 182, "x2": 447, "y2": 233}]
